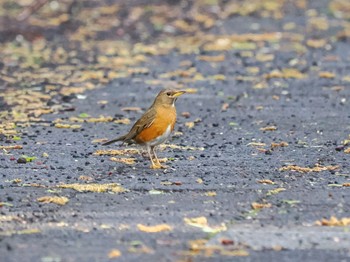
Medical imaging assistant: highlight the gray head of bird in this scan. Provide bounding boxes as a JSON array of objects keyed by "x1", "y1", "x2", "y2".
[{"x1": 153, "y1": 89, "x2": 186, "y2": 107}]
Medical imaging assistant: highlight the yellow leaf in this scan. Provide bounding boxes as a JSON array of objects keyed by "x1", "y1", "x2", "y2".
[
  {"x1": 184, "y1": 216, "x2": 208, "y2": 227},
  {"x1": 266, "y1": 188, "x2": 286, "y2": 196},
  {"x1": 319, "y1": 71, "x2": 335, "y2": 79},
  {"x1": 58, "y1": 183, "x2": 127, "y2": 193},
  {"x1": 196, "y1": 178, "x2": 203, "y2": 184},
  {"x1": 93, "y1": 149, "x2": 139, "y2": 156},
  {"x1": 205, "y1": 191, "x2": 217, "y2": 197},
  {"x1": 315, "y1": 216, "x2": 350, "y2": 226},
  {"x1": 306, "y1": 39, "x2": 327, "y2": 48},
  {"x1": 247, "y1": 142, "x2": 266, "y2": 147},
  {"x1": 251, "y1": 202, "x2": 272, "y2": 210},
  {"x1": 197, "y1": 54, "x2": 225, "y2": 62},
  {"x1": 271, "y1": 141, "x2": 289, "y2": 148},
  {"x1": 108, "y1": 249, "x2": 121, "y2": 258},
  {"x1": 0, "y1": 145, "x2": 23, "y2": 150},
  {"x1": 55, "y1": 123, "x2": 81, "y2": 129},
  {"x1": 185, "y1": 122, "x2": 195, "y2": 128},
  {"x1": 260, "y1": 126, "x2": 277, "y2": 131},
  {"x1": 257, "y1": 179, "x2": 275, "y2": 185},
  {"x1": 37, "y1": 196, "x2": 69, "y2": 205},
  {"x1": 137, "y1": 223, "x2": 172, "y2": 233},
  {"x1": 279, "y1": 164, "x2": 339, "y2": 173},
  {"x1": 110, "y1": 157, "x2": 136, "y2": 165}
]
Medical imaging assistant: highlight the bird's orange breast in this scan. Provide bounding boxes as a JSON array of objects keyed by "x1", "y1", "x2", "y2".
[{"x1": 135, "y1": 106, "x2": 176, "y2": 144}]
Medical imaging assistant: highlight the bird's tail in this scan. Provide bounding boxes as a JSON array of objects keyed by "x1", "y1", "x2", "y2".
[{"x1": 102, "y1": 135, "x2": 127, "y2": 146}]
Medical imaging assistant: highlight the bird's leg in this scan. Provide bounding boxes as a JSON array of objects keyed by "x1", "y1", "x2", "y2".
[
  {"x1": 151, "y1": 146, "x2": 167, "y2": 169},
  {"x1": 147, "y1": 145, "x2": 161, "y2": 169}
]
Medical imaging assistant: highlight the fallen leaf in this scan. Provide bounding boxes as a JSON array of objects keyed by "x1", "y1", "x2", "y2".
[
  {"x1": 221, "y1": 103, "x2": 229, "y2": 111},
  {"x1": 279, "y1": 164, "x2": 339, "y2": 173},
  {"x1": 110, "y1": 157, "x2": 136, "y2": 165},
  {"x1": 251, "y1": 202, "x2": 272, "y2": 210},
  {"x1": 108, "y1": 249, "x2": 121, "y2": 258},
  {"x1": 257, "y1": 179, "x2": 275, "y2": 185},
  {"x1": 37, "y1": 196, "x2": 69, "y2": 205},
  {"x1": 55, "y1": 123, "x2": 81, "y2": 129},
  {"x1": 205, "y1": 191, "x2": 217, "y2": 197},
  {"x1": 58, "y1": 183, "x2": 127, "y2": 193},
  {"x1": 197, "y1": 54, "x2": 225, "y2": 62},
  {"x1": 315, "y1": 216, "x2": 350, "y2": 226},
  {"x1": 306, "y1": 39, "x2": 327, "y2": 48},
  {"x1": 271, "y1": 142, "x2": 289, "y2": 148},
  {"x1": 247, "y1": 142, "x2": 266, "y2": 147},
  {"x1": 137, "y1": 224, "x2": 172, "y2": 233},
  {"x1": 78, "y1": 175, "x2": 94, "y2": 181},
  {"x1": 184, "y1": 216, "x2": 226, "y2": 233},
  {"x1": 319, "y1": 71, "x2": 335, "y2": 79},
  {"x1": 114, "y1": 118, "x2": 131, "y2": 124},
  {"x1": 185, "y1": 122, "x2": 195, "y2": 128},
  {"x1": 266, "y1": 188, "x2": 286, "y2": 196},
  {"x1": 265, "y1": 68, "x2": 307, "y2": 79},
  {"x1": 0, "y1": 145, "x2": 23, "y2": 150},
  {"x1": 93, "y1": 149, "x2": 139, "y2": 155},
  {"x1": 260, "y1": 126, "x2": 277, "y2": 131},
  {"x1": 196, "y1": 178, "x2": 203, "y2": 184},
  {"x1": 121, "y1": 107, "x2": 142, "y2": 112},
  {"x1": 86, "y1": 116, "x2": 114, "y2": 123}
]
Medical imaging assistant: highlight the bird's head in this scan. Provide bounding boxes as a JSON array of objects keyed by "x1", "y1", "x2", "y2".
[{"x1": 154, "y1": 89, "x2": 186, "y2": 106}]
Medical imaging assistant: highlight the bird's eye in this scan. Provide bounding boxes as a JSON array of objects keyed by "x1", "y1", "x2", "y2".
[{"x1": 166, "y1": 92, "x2": 171, "y2": 96}]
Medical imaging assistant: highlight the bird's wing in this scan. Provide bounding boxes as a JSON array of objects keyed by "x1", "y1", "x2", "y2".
[{"x1": 123, "y1": 107, "x2": 156, "y2": 141}]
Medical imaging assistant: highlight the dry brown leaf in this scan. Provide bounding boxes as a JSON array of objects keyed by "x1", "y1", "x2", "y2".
[
  {"x1": 0, "y1": 145, "x2": 23, "y2": 150},
  {"x1": 265, "y1": 68, "x2": 306, "y2": 79},
  {"x1": 110, "y1": 157, "x2": 136, "y2": 165},
  {"x1": 315, "y1": 216, "x2": 350, "y2": 226},
  {"x1": 93, "y1": 149, "x2": 139, "y2": 156},
  {"x1": 197, "y1": 54, "x2": 225, "y2": 62},
  {"x1": 58, "y1": 183, "x2": 127, "y2": 193},
  {"x1": 121, "y1": 107, "x2": 142, "y2": 112},
  {"x1": 344, "y1": 148, "x2": 350, "y2": 154},
  {"x1": 247, "y1": 142, "x2": 267, "y2": 147},
  {"x1": 86, "y1": 116, "x2": 114, "y2": 123},
  {"x1": 78, "y1": 175, "x2": 94, "y2": 181},
  {"x1": 256, "y1": 53, "x2": 274, "y2": 62},
  {"x1": 279, "y1": 164, "x2": 339, "y2": 173},
  {"x1": 108, "y1": 249, "x2": 121, "y2": 258},
  {"x1": 251, "y1": 202, "x2": 272, "y2": 210},
  {"x1": 342, "y1": 183, "x2": 350, "y2": 187},
  {"x1": 55, "y1": 123, "x2": 81, "y2": 129},
  {"x1": 137, "y1": 224, "x2": 172, "y2": 233},
  {"x1": 271, "y1": 142, "x2": 289, "y2": 148},
  {"x1": 205, "y1": 191, "x2": 217, "y2": 197},
  {"x1": 114, "y1": 118, "x2": 131, "y2": 125},
  {"x1": 319, "y1": 71, "x2": 335, "y2": 79},
  {"x1": 306, "y1": 39, "x2": 327, "y2": 48},
  {"x1": 184, "y1": 216, "x2": 208, "y2": 227},
  {"x1": 185, "y1": 122, "x2": 195, "y2": 128},
  {"x1": 184, "y1": 216, "x2": 226, "y2": 233},
  {"x1": 257, "y1": 179, "x2": 275, "y2": 185},
  {"x1": 260, "y1": 126, "x2": 277, "y2": 131},
  {"x1": 196, "y1": 178, "x2": 203, "y2": 184},
  {"x1": 267, "y1": 188, "x2": 286, "y2": 196},
  {"x1": 221, "y1": 103, "x2": 229, "y2": 111},
  {"x1": 37, "y1": 196, "x2": 69, "y2": 205}
]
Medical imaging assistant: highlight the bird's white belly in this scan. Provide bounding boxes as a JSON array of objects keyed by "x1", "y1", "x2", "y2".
[{"x1": 148, "y1": 124, "x2": 172, "y2": 147}]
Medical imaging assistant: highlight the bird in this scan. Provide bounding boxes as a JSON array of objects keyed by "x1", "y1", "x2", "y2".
[{"x1": 102, "y1": 89, "x2": 186, "y2": 169}]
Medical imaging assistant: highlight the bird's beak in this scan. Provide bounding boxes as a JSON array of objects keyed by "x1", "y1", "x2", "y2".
[{"x1": 172, "y1": 90, "x2": 186, "y2": 98}]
